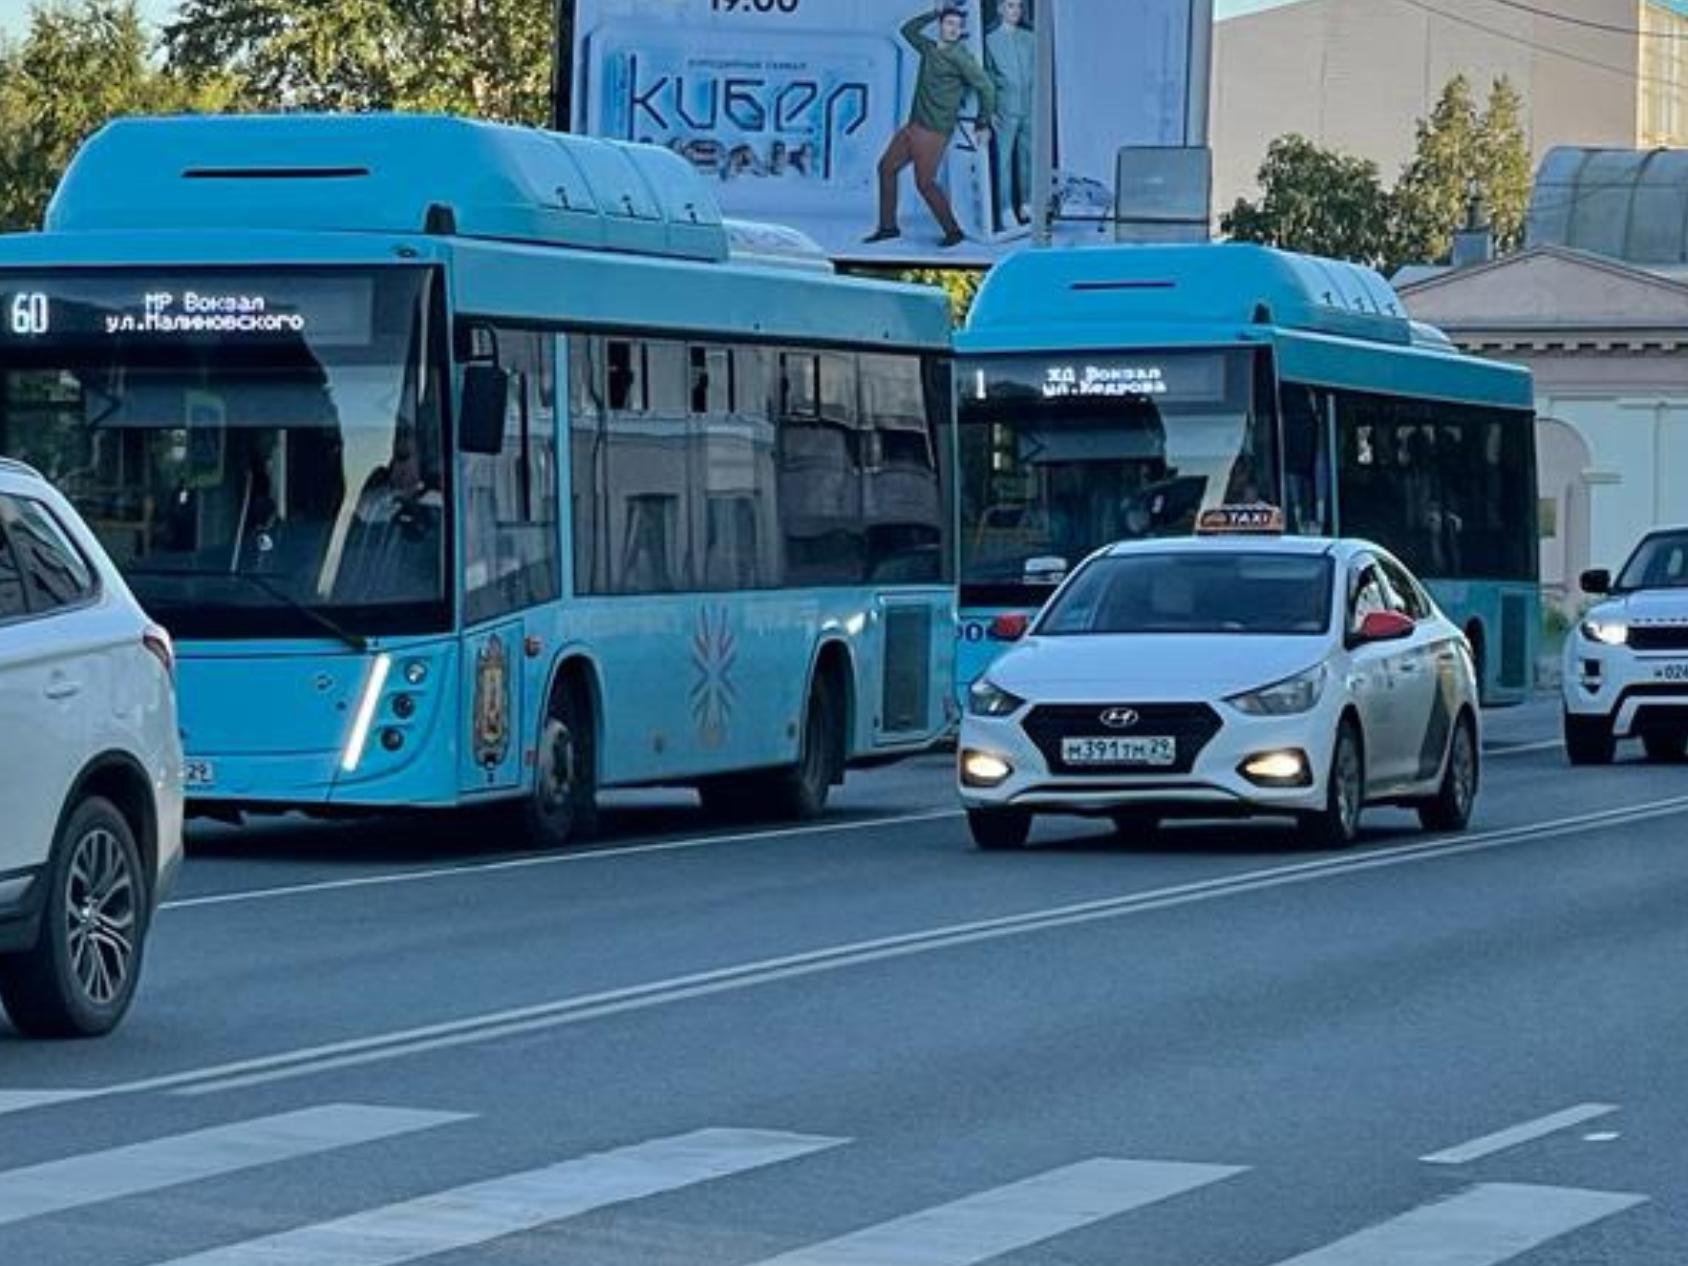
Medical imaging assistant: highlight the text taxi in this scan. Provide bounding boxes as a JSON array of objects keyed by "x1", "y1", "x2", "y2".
[{"x1": 957, "y1": 508, "x2": 1482, "y2": 850}]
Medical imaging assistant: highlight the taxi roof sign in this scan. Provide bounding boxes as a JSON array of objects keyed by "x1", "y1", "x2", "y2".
[{"x1": 1196, "y1": 505, "x2": 1286, "y2": 536}]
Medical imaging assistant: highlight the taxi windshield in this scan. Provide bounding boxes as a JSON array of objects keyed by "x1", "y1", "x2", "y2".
[{"x1": 1038, "y1": 551, "x2": 1334, "y2": 636}]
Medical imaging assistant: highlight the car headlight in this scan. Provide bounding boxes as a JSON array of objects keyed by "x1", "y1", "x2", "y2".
[
  {"x1": 1580, "y1": 619, "x2": 1629, "y2": 647},
  {"x1": 967, "y1": 678, "x2": 1026, "y2": 718},
  {"x1": 1227, "y1": 664, "x2": 1328, "y2": 717}
]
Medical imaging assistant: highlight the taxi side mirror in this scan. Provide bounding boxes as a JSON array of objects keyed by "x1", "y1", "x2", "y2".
[
  {"x1": 1352, "y1": 610, "x2": 1415, "y2": 646},
  {"x1": 1580, "y1": 568, "x2": 1612, "y2": 596}
]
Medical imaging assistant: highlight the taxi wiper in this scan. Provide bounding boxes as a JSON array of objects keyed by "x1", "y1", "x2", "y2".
[{"x1": 124, "y1": 566, "x2": 369, "y2": 652}]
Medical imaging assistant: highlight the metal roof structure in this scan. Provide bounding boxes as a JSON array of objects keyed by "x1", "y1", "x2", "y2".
[{"x1": 1528, "y1": 147, "x2": 1688, "y2": 267}]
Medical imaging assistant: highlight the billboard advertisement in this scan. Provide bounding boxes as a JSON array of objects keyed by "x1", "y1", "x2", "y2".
[{"x1": 568, "y1": 0, "x2": 1211, "y2": 265}]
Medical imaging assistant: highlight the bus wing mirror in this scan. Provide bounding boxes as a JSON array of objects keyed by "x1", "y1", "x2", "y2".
[
  {"x1": 1580, "y1": 568, "x2": 1612, "y2": 596},
  {"x1": 460, "y1": 365, "x2": 509, "y2": 455},
  {"x1": 1023, "y1": 556, "x2": 1068, "y2": 586}
]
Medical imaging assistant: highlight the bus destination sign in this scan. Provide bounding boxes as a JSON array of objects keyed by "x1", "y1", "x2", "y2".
[{"x1": 0, "y1": 272, "x2": 376, "y2": 345}]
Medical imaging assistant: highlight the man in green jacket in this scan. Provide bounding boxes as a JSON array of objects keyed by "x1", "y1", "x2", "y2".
[{"x1": 865, "y1": 5, "x2": 996, "y2": 249}]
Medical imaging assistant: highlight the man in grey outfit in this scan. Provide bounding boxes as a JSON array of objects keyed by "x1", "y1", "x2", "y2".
[{"x1": 986, "y1": 0, "x2": 1035, "y2": 227}]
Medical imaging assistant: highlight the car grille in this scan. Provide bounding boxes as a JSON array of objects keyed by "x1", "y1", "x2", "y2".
[
  {"x1": 1629, "y1": 625, "x2": 1688, "y2": 652},
  {"x1": 1020, "y1": 703, "x2": 1223, "y2": 775}
]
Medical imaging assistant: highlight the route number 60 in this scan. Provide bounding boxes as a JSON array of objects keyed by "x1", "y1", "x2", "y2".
[{"x1": 8, "y1": 292, "x2": 49, "y2": 336}]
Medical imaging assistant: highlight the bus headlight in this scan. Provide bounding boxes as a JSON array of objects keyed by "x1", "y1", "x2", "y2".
[
  {"x1": 1228, "y1": 665, "x2": 1327, "y2": 717},
  {"x1": 968, "y1": 678, "x2": 1026, "y2": 718},
  {"x1": 1580, "y1": 619, "x2": 1629, "y2": 647}
]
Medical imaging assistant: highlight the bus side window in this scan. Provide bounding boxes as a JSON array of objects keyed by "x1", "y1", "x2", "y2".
[
  {"x1": 463, "y1": 329, "x2": 560, "y2": 625},
  {"x1": 606, "y1": 339, "x2": 692, "y2": 594},
  {"x1": 569, "y1": 333, "x2": 606, "y2": 597},
  {"x1": 777, "y1": 348, "x2": 866, "y2": 586},
  {"x1": 1280, "y1": 382, "x2": 1331, "y2": 536}
]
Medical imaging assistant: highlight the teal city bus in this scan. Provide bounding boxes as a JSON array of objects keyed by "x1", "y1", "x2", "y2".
[
  {"x1": 955, "y1": 243, "x2": 1539, "y2": 704},
  {"x1": 0, "y1": 115, "x2": 957, "y2": 846}
]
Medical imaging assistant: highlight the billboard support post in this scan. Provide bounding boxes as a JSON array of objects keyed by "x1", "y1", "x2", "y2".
[
  {"x1": 1030, "y1": 0, "x2": 1057, "y2": 248},
  {"x1": 1184, "y1": 0, "x2": 1214, "y2": 148},
  {"x1": 550, "y1": 0, "x2": 573, "y2": 131}
]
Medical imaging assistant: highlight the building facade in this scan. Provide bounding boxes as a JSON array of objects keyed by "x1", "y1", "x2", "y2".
[{"x1": 1213, "y1": 0, "x2": 1688, "y2": 215}]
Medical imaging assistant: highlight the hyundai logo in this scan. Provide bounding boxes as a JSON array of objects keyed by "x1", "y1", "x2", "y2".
[{"x1": 1100, "y1": 708, "x2": 1140, "y2": 730}]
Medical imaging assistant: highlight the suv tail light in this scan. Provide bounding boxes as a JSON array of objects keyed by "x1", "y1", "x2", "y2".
[{"x1": 142, "y1": 623, "x2": 175, "y2": 683}]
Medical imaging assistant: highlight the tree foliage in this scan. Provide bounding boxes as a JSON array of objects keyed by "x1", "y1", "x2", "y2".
[
  {"x1": 1221, "y1": 135, "x2": 1395, "y2": 270},
  {"x1": 163, "y1": 0, "x2": 555, "y2": 122},
  {"x1": 904, "y1": 268, "x2": 982, "y2": 325},
  {"x1": 0, "y1": 0, "x2": 235, "y2": 232},
  {"x1": 1476, "y1": 77, "x2": 1531, "y2": 254},
  {"x1": 1225, "y1": 75, "x2": 1535, "y2": 272}
]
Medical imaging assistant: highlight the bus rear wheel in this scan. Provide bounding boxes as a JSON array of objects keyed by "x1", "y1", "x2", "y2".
[
  {"x1": 517, "y1": 683, "x2": 598, "y2": 850},
  {"x1": 694, "y1": 674, "x2": 846, "y2": 823},
  {"x1": 768, "y1": 675, "x2": 844, "y2": 821}
]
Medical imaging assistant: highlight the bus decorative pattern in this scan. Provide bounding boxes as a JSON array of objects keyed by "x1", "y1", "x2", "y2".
[
  {"x1": 472, "y1": 635, "x2": 511, "y2": 770},
  {"x1": 691, "y1": 604, "x2": 739, "y2": 750}
]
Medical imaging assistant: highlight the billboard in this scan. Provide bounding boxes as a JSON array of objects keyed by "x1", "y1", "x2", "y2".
[{"x1": 568, "y1": 0, "x2": 1212, "y2": 266}]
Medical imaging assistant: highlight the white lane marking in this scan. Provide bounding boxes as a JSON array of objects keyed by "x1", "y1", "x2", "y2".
[
  {"x1": 172, "y1": 792, "x2": 1688, "y2": 1095},
  {"x1": 147, "y1": 1128, "x2": 843, "y2": 1266},
  {"x1": 16, "y1": 793, "x2": 1688, "y2": 1110},
  {"x1": 1421, "y1": 1104, "x2": 1619, "y2": 1166},
  {"x1": 164, "y1": 811, "x2": 962, "y2": 912},
  {"x1": 1266, "y1": 1182, "x2": 1643, "y2": 1266},
  {"x1": 1584, "y1": 1132, "x2": 1622, "y2": 1143},
  {"x1": 1485, "y1": 739, "x2": 1564, "y2": 757},
  {"x1": 0, "y1": 1105, "x2": 467, "y2": 1227},
  {"x1": 749, "y1": 1158, "x2": 1245, "y2": 1266},
  {"x1": 0, "y1": 1091, "x2": 86, "y2": 1115}
]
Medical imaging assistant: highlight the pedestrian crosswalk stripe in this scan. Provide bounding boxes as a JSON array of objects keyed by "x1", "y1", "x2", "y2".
[
  {"x1": 145, "y1": 1127, "x2": 845, "y2": 1266},
  {"x1": 1266, "y1": 1182, "x2": 1645, "y2": 1265},
  {"x1": 0, "y1": 1104, "x2": 468, "y2": 1228},
  {"x1": 748, "y1": 1157, "x2": 1246, "y2": 1266}
]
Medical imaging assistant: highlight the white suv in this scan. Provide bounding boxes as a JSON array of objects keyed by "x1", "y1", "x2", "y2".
[
  {"x1": 0, "y1": 460, "x2": 183, "y2": 1037},
  {"x1": 1564, "y1": 527, "x2": 1688, "y2": 765}
]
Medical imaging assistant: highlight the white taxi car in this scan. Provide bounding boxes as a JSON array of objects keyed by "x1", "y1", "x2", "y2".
[
  {"x1": 958, "y1": 514, "x2": 1482, "y2": 850},
  {"x1": 1563, "y1": 527, "x2": 1688, "y2": 765}
]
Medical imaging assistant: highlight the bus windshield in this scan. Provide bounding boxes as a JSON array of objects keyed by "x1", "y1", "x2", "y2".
[
  {"x1": 0, "y1": 267, "x2": 448, "y2": 638},
  {"x1": 959, "y1": 348, "x2": 1271, "y2": 599}
]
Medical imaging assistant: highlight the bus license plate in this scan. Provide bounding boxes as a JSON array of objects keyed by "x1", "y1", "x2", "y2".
[
  {"x1": 1655, "y1": 663, "x2": 1688, "y2": 683},
  {"x1": 1061, "y1": 737, "x2": 1176, "y2": 767},
  {"x1": 183, "y1": 760, "x2": 216, "y2": 789}
]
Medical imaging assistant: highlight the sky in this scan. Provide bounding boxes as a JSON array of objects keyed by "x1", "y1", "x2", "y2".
[{"x1": 0, "y1": 0, "x2": 1297, "y2": 40}]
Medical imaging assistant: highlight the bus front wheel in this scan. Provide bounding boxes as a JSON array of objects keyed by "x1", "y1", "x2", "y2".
[{"x1": 519, "y1": 683, "x2": 599, "y2": 850}]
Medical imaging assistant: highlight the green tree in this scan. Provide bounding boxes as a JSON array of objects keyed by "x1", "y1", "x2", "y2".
[
  {"x1": 904, "y1": 268, "x2": 982, "y2": 325},
  {"x1": 1392, "y1": 75, "x2": 1532, "y2": 264},
  {"x1": 1477, "y1": 76, "x2": 1531, "y2": 254},
  {"x1": 1220, "y1": 134, "x2": 1396, "y2": 269},
  {"x1": 0, "y1": 0, "x2": 235, "y2": 232},
  {"x1": 1391, "y1": 74, "x2": 1481, "y2": 266},
  {"x1": 164, "y1": 0, "x2": 553, "y2": 122}
]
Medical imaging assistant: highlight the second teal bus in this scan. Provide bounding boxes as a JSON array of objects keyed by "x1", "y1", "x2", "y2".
[{"x1": 955, "y1": 244, "x2": 1539, "y2": 704}]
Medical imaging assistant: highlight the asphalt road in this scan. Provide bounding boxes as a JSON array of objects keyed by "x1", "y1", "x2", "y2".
[{"x1": 3, "y1": 696, "x2": 1688, "y2": 1265}]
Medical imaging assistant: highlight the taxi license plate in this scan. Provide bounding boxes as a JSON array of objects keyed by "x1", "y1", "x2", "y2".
[
  {"x1": 183, "y1": 759, "x2": 216, "y2": 790},
  {"x1": 1061, "y1": 737, "x2": 1176, "y2": 767},
  {"x1": 1655, "y1": 663, "x2": 1688, "y2": 683}
]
